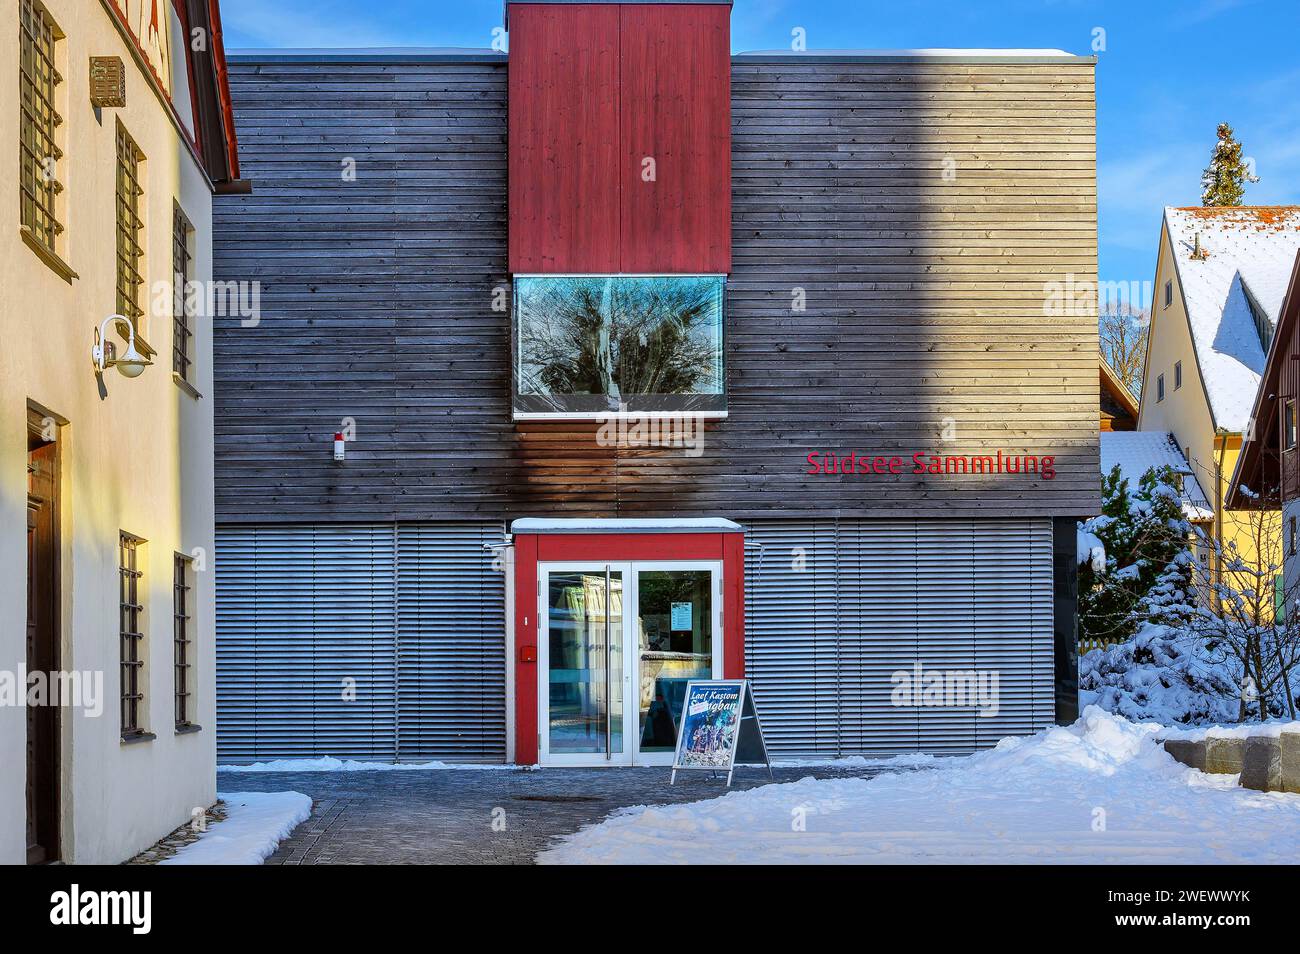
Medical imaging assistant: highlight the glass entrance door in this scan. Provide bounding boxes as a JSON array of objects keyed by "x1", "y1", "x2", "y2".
[
  {"x1": 539, "y1": 561, "x2": 722, "y2": 766},
  {"x1": 632, "y1": 564, "x2": 721, "y2": 764},
  {"x1": 540, "y1": 565, "x2": 629, "y2": 764}
]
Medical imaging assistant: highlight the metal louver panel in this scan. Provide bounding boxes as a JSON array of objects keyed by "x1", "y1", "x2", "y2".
[
  {"x1": 745, "y1": 518, "x2": 1054, "y2": 758},
  {"x1": 215, "y1": 525, "x2": 398, "y2": 761},
  {"x1": 396, "y1": 523, "x2": 507, "y2": 761},
  {"x1": 216, "y1": 522, "x2": 507, "y2": 763}
]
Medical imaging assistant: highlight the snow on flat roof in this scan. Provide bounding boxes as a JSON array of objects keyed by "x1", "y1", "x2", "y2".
[
  {"x1": 734, "y1": 48, "x2": 1087, "y2": 63},
  {"x1": 227, "y1": 47, "x2": 504, "y2": 63},
  {"x1": 510, "y1": 517, "x2": 743, "y2": 534},
  {"x1": 229, "y1": 47, "x2": 1087, "y2": 65},
  {"x1": 1100, "y1": 431, "x2": 1213, "y2": 521},
  {"x1": 740, "y1": 48, "x2": 1072, "y2": 56},
  {"x1": 1165, "y1": 206, "x2": 1300, "y2": 433}
]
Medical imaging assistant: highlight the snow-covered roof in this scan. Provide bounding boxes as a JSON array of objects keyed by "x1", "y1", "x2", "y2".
[
  {"x1": 1164, "y1": 206, "x2": 1300, "y2": 432},
  {"x1": 510, "y1": 517, "x2": 744, "y2": 534},
  {"x1": 1099, "y1": 431, "x2": 1213, "y2": 522},
  {"x1": 733, "y1": 49, "x2": 1085, "y2": 63},
  {"x1": 228, "y1": 48, "x2": 504, "y2": 63}
]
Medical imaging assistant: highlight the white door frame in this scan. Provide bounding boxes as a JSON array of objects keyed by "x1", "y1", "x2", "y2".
[
  {"x1": 538, "y1": 562, "x2": 635, "y2": 766},
  {"x1": 538, "y1": 560, "x2": 723, "y2": 767}
]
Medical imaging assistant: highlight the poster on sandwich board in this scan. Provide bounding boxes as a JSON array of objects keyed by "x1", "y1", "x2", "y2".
[{"x1": 670, "y1": 679, "x2": 772, "y2": 787}]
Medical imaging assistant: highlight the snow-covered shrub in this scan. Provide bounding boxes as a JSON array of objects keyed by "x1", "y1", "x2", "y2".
[{"x1": 1079, "y1": 621, "x2": 1242, "y2": 725}]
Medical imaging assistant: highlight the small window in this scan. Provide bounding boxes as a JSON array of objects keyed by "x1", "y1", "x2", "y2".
[
  {"x1": 172, "y1": 204, "x2": 195, "y2": 382},
  {"x1": 19, "y1": 0, "x2": 69, "y2": 269},
  {"x1": 513, "y1": 275, "x2": 725, "y2": 417},
  {"x1": 1157, "y1": 374, "x2": 1165, "y2": 403},
  {"x1": 173, "y1": 554, "x2": 198, "y2": 731},
  {"x1": 18, "y1": 0, "x2": 65, "y2": 257},
  {"x1": 115, "y1": 122, "x2": 145, "y2": 330},
  {"x1": 1284, "y1": 399, "x2": 1297, "y2": 450},
  {"x1": 1164, "y1": 280, "x2": 1173, "y2": 309},
  {"x1": 120, "y1": 533, "x2": 148, "y2": 739},
  {"x1": 1174, "y1": 360, "x2": 1182, "y2": 390}
]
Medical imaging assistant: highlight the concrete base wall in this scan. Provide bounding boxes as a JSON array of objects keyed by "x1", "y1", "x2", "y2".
[{"x1": 1162, "y1": 733, "x2": 1300, "y2": 793}]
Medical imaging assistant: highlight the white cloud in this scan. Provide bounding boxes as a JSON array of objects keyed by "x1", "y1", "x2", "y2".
[{"x1": 1099, "y1": 147, "x2": 1197, "y2": 255}]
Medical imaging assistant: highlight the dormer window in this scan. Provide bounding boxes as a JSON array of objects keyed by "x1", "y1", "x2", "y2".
[
  {"x1": 513, "y1": 275, "x2": 725, "y2": 418},
  {"x1": 1240, "y1": 278, "x2": 1274, "y2": 353}
]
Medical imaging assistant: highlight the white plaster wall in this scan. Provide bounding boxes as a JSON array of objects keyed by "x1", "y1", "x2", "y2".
[{"x1": 0, "y1": 0, "x2": 217, "y2": 864}]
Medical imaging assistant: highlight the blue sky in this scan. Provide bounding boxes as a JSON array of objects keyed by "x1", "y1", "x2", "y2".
[{"x1": 221, "y1": 0, "x2": 1300, "y2": 304}]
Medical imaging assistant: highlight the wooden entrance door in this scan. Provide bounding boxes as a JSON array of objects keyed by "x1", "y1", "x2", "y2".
[{"x1": 26, "y1": 411, "x2": 60, "y2": 864}]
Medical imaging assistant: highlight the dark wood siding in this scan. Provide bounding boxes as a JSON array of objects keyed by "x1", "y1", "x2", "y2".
[{"x1": 213, "y1": 56, "x2": 1099, "y2": 523}]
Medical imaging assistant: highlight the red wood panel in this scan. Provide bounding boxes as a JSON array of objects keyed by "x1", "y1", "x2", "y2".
[
  {"x1": 618, "y1": 4, "x2": 731, "y2": 273},
  {"x1": 507, "y1": 4, "x2": 622, "y2": 273},
  {"x1": 722, "y1": 532, "x2": 745, "y2": 678},
  {"x1": 513, "y1": 534, "x2": 539, "y2": 764},
  {"x1": 536, "y1": 532, "x2": 724, "y2": 561}
]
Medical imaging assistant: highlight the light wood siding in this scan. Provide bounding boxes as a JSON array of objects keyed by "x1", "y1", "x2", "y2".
[{"x1": 213, "y1": 57, "x2": 1098, "y2": 522}]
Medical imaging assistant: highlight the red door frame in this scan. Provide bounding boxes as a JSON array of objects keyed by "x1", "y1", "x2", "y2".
[{"x1": 513, "y1": 530, "x2": 745, "y2": 765}]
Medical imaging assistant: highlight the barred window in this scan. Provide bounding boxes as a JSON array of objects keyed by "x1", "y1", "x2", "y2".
[
  {"x1": 120, "y1": 533, "x2": 147, "y2": 739},
  {"x1": 173, "y1": 554, "x2": 197, "y2": 729},
  {"x1": 115, "y1": 123, "x2": 145, "y2": 327},
  {"x1": 172, "y1": 204, "x2": 194, "y2": 381},
  {"x1": 19, "y1": 0, "x2": 64, "y2": 253}
]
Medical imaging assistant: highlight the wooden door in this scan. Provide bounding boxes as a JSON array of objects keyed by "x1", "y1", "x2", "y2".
[{"x1": 26, "y1": 412, "x2": 60, "y2": 864}]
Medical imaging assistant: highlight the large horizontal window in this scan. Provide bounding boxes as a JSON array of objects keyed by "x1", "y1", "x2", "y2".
[{"x1": 513, "y1": 275, "x2": 725, "y2": 417}]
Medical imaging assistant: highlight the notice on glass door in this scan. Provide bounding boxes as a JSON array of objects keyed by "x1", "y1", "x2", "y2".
[{"x1": 670, "y1": 602, "x2": 692, "y2": 630}]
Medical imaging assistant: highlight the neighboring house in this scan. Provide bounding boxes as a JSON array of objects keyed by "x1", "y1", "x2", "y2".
[
  {"x1": 1228, "y1": 251, "x2": 1300, "y2": 613},
  {"x1": 211, "y1": 0, "x2": 1099, "y2": 765},
  {"x1": 1100, "y1": 431, "x2": 1215, "y2": 566},
  {"x1": 1100, "y1": 356, "x2": 1139, "y2": 431},
  {"x1": 1, "y1": 0, "x2": 241, "y2": 864},
  {"x1": 1137, "y1": 206, "x2": 1300, "y2": 595}
]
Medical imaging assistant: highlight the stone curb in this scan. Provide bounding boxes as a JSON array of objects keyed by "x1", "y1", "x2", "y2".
[{"x1": 1161, "y1": 730, "x2": 1300, "y2": 793}]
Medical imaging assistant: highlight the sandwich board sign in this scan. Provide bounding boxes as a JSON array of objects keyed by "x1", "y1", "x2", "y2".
[{"x1": 670, "y1": 679, "x2": 773, "y2": 787}]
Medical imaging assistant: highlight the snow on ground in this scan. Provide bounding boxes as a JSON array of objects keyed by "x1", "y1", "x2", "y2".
[
  {"x1": 538, "y1": 708, "x2": 1300, "y2": 865},
  {"x1": 774, "y1": 753, "x2": 939, "y2": 769},
  {"x1": 219, "y1": 756, "x2": 516, "y2": 772},
  {"x1": 160, "y1": 792, "x2": 311, "y2": 865}
]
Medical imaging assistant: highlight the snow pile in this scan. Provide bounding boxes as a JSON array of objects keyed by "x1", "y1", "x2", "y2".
[
  {"x1": 1079, "y1": 622, "x2": 1243, "y2": 725},
  {"x1": 160, "y1": 792, "x2": 311, "y2": 865},
  {"x1": 1157, "y1": 720, "x2": 1300, "y2": 742},
  {"x1": 775, "y1": 753, "x2": 939, "y2": 769},
  {"x1": 538, "y1": 708, "x2": 1300, "y2": 865},
  {"x1": 219, "y1": 756, "x2": 515, "y2": 772}
]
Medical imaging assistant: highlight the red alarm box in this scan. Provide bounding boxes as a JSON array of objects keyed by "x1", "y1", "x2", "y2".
[{"x1": 519, "y1": 645, "x2": 537, "y2": 663}]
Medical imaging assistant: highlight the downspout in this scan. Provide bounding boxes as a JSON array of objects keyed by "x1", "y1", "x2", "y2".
[{"x1": 1215, "y1": 428, "x2": 1228, "y2": 614}]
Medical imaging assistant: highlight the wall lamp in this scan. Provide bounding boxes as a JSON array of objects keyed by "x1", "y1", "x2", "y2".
[{"x1": 91, "y1": 314, "x2": 151, "y2": 379}]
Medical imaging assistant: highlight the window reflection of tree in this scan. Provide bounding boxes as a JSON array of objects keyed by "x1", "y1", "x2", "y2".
[{"x1": 518, "y1": 277, "x2": 721, "y2": 405}]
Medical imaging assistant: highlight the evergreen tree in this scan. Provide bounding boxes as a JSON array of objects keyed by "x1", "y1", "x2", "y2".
[
  {"x1": 1200, "y1": 122, "x2": 1259, "y2": 206},
  {"x1": 1078, "y1": 464, "x2": 1193, "y2": 646}
]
